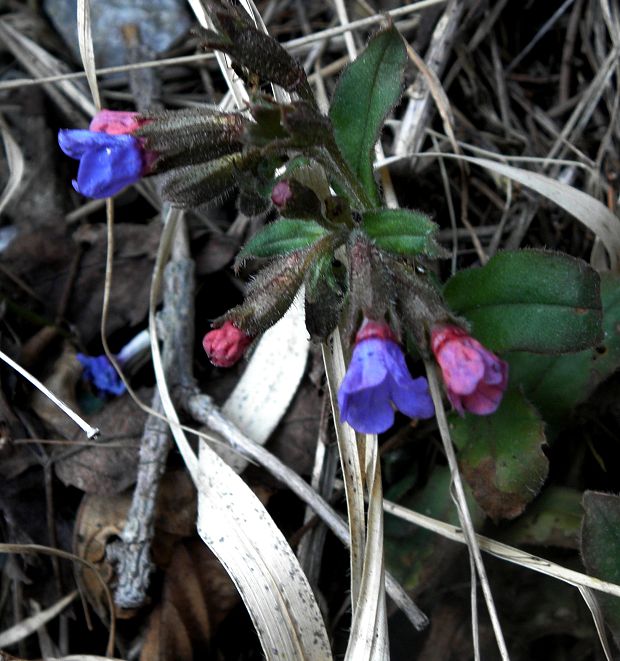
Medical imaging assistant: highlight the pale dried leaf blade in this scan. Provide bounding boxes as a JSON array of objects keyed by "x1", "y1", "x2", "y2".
[
  {"x1": 0, "y1": 591, "x2": 77, "y2": 648},
  {"x1": 197, "y1": 444, "x2": 332, "y2": 660},
  {"x1": 150, "y1": 210, "x2": 332, "y2": 661},
  {"x1": 346, "y1": 437, "x2": 389, "y2": 661},
  {"x1": 322, "y1": 332, "x2": 366, "y2": 610},
  {"x1": 462, "y1": 155, "x2": 620, "y2": 268},
  {"x1": 221, "y1": 293, "x2": 309, "y2": 473},
  {"x1": 0, "y1": 115, "x2": 25, "y2": 217},
  {"x1": 77, "y1": 0, "x2": 101, "y2": 109}
]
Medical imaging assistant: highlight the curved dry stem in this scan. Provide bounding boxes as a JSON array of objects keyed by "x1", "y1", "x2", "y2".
[{"x1": 424, "y1": 359, "x2": 510, "y2": 661}]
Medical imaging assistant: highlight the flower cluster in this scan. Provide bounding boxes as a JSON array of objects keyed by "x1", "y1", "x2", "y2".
[
  {"x1": 58, "y1": 108, "x2": 509, "y2": 435},
  {"x1": 58, "y1": 109, "x2": 156, "y2": 198}
]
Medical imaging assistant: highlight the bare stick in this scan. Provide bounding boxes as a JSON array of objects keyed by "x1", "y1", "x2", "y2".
[{"x1": 107, "y1": 217, "x2": 194, "y2": 609}]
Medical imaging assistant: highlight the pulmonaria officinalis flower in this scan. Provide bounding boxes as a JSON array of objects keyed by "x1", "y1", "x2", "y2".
[
  {"x1": 431, "y1": 324, "x2": 508, "y2": 416},
  {"x1": 338, "y1": 319, "x2": 434, "y2": 434},
  {"x1": 58, "y1": 109, "x2": 156, "y2": 198},
  {"x1": 203, "y1": 321, "x2": 253, "y2": 367},
  {"x1": 77, "y1": 354, "x2": 126, "y2": 396},
  {"x1": 77, "y1": 328, "x2": 150, "y2": 397}
]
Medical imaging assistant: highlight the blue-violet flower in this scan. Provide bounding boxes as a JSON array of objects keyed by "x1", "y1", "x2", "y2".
[
  {"x1": 338, "y1": 320, "x2": 434, "y2": 434},
  {"x1": 77, "y1": 329, "x2": 150, "y2": 397},
  {"x1": 58, "y1": 109, "x2": 155, "y2": 199},
  {"x1": 77, "y1": 354, "x2": 126, "y2": 396}
]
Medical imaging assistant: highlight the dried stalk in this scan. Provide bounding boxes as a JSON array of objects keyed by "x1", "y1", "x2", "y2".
[{"x1": 424, "y1": 359, "x2": 510, "y2": 660}]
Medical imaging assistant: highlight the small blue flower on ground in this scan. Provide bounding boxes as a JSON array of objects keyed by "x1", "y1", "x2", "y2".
[
  {"x1": 76, "y1": 353, "x2": 126, "y2": 396},
  {"x1": 58, "y1": 130, "x2": 144, "y2": 198},
  {"x1": 338, "y1": 320, "x2": 434, "y2": 434}
]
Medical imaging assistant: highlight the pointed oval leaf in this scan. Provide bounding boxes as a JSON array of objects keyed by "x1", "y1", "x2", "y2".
[
  {"x1": 329, "y1": 27, "x2": 406, "y2": 207},
  {"x1": 450, "y1": 388, "x2": 548, "y2": 521},
  {"x1": 444, "y1": 250, "x2": 603, "y2": 353},
  {"x1": 361, "y1": 208, "x2": 442, "y2": 256},
  {"x1": 238, "y1": 219, "x2": 327, "y2": 260}
]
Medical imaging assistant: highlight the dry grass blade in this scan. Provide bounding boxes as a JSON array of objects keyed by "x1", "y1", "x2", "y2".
[
  {"x1": 0, "y1": 348, "x2": 99, "y2": 438},
  {"x1": 0, "y1": 20, "x2": 96, "y2": 118},
  {"x1": 186, "y1": 0, "x2": 249, "y2": 108},
  {"x1": 0, "y1": 591, "x2": 77, "y2": 648},
  {"x1": 48, "y1": 657, "x2": 125, "y2": 661},
  {"x1": 387, "y1": 152, "x2": 620, "y2": 269},
  {"x1": 424, "y1": 361, "x2": 510, "y2": 660},
  {"x1": 578, "y1": 586, "x2": 613, "y2": 661},
  {"x1": 322, "y1": 332, "x2": 366, "y2": 610},
  {"x1": 187, "y1": 393, "x2": 429, "y2": 631},
  {"x1": 0, "y1": 114, "x2": 25, "y2": 217},
  {"x1": 459, "y1": 155, "x2": 620, "y2": 269},
  {"x1": 384, "y1": 498, "x2": 620, "y2": 659},
  {"x1": 76, "y1": 0, "x2": 101, "y2": 110},
  {"x1": 346, "y1": 437, "x2": 389, "y2": 661},
  {"x1": 0, "y1": 543, "x2": 116, "y2": 657},
  {"x1": 150, "y1": 210, "x2": 332, "y2": 661},
  {"x1": 384, "y1": 499, "x2": 620, "y2": 597}
]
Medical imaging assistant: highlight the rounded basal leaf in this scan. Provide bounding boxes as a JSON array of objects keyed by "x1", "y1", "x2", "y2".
[
  {"x1": 581, "y1": 491, "x2": 620, "y2": 645},
  {"x1": 450, "y1": 388, "x2": 548, "y2": 521},
  {"x1": 329, "y1": 26, "x2": 406, "y2": 207},
  {"x1": 506, "y1": 273, "x2": 620, "y2": 430},
  {"x1": 361, "y1": 208, "x2": 442, "y2": 257},
  {"x1": 238, "y1": 219, "x2": 327, "y2": 260},
  {"x1": 444, "y1": 250, "x2": 603, "y2": 354}
]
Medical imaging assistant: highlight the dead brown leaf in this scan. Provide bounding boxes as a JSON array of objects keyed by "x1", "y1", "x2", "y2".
[
  {"x1": 74, "y1": 471, "x2": 197, "y2": 620},
  {"x1": 0, "y1": 222, "x2": 160, "y2": 344},
  {"x1": 140, "y1": 539, "x2": 239, "y2": 661}
]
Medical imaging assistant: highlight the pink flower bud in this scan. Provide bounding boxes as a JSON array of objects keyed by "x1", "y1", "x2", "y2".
[
  {"x1": 271, "y1": 180, "x2": 293, "y2": 208},
  {"x1": 431, "y1": 325, "x2": 508, "y2": 416},
  {"x1": 202, "y1": 321, "x2": 253, "y2": 367},
  {"x1": 89, "y1": 109, "x2": 148, "y2": 135}
]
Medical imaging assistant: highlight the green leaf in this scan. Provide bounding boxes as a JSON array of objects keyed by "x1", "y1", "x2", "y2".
[
  {"x1": 329, "y1": 27, "x2": 406, "y2": 207},
  {"x1": 581, "y1": 491, "x2": 620, "y2": 644},
  {"x1": 361, "y1": 208, "x2": 442, "y2": 256},
  {"x1": 506, "y1": 273, "x2": 620, "y2": 429},
  {"x1": 499, "y1": 486, "x2": 583, "y2": 549},
  {"x1": 450, "y1": 388, "x2": 548, "y2": 521},
  {"x1": 385, "y1": 467, "x2": 484, "y2": 592},
  {"x1": 444, "y1": 250, "x2": 603, "y2": 353},
  {"x1": 238, "y1": 219, "x2": 327, "y2": 260}
]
